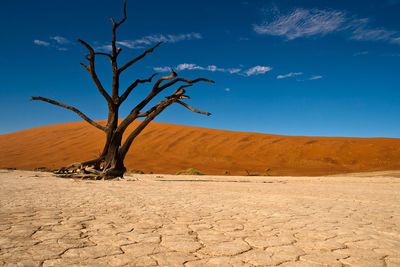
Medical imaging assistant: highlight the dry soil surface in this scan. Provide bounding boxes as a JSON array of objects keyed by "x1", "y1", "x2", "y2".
[{"x1": 1, "y1": 170, "x2": 400, "y2": 266}]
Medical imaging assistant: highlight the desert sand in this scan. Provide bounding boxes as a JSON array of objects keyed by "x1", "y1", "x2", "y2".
[
  {"x1": 1, "y1": 170, "x2": 400, "y2": 266},
  {"x1": 1, "y1": 121, "x2": 400, "y2": 176}
]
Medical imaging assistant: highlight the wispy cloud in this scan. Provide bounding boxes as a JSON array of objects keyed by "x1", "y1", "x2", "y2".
[
  {"x1": 349, "y1": 19, "x2": 396, "y2": 41},
  {"x1": 225, "y1": 88, "x2": 231, "y2": 92},
  {"x1": 95, "y1": 44, "x2": 113, "y2": 52},
  {"x1": 391, "y1": 37, "x2": 400, "y2": 44},
  {"x1": 153, "y1": 63, "x2": 272, "y2": 77},
  {"x1": 34, "y1": 36, "x2": 70, "y2": 51},
  {"x1": 245, "y1": 66, "x2": 272, "y2": 76},
  {"x1": 153, "y1": 66, "x2": 171, "y2": 72},
  {"x1": 50, "y1": 36, "x2": 70, "y2": 44},
  {"x1": 176, "y1": 63, "x2": 207, "y2": 71},
  {"x1": 277, "y1": 72, "x2": 303, "y2": 79},
  {"x1": 254, "y1": 8, "x2": 400, "y2": 45},
  {"x1": 159, "y1": 63, "x2": 243, "y2": 75},
  {"x1": 254, "y1": 9, "x2": 346, "y2": 40},
  {"x1": 34, "y1": 40, "x2": 50, "y2": 47},
  {"x1": 309, "y1": 75, "x2": 323, "y2": 80},
  {"x1": 115, "y1": 33, "x2": 202, "y2": 49}
]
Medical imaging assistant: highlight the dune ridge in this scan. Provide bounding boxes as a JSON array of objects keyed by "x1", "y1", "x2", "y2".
[{"x1": 1, "y1": 120, "x2": 400, "y2": 176}]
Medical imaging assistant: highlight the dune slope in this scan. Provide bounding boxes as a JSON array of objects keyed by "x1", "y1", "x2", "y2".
[{"x1": 1, "y1": 121, "x2": 400, "y2": 176}]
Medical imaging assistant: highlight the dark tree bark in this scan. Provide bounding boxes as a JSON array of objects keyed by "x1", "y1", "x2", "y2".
[{"x1": 31, "y1": 1, "x2": 214, "y2": 179}]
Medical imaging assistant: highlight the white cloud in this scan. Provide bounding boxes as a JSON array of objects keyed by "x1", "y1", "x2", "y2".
[
  {"x1": 391, "y1": 37, "x2": 400, "y2": 44},
  {"x1": 50, "y1": 36, "x2": 69, "y2": 44},
  {"x1": 245, "y1": 65, "x2": 272, "y2": 76},
  {"x1": 254, "y1": 8, "x2": 400, "y2": 45},
  {"x1": 225, "y1": 88, "x2": 231, "y2": 92},
  {"x1": 350, "y1": 25, "x2": 396, "y2": 41},
  {"x1": 57, "y1": 47, "x2": 68, "y2": 51},
  {"x1": 346, "y1": 18, "x2": 400, "y2": 44},
  {"x1": 176, "y1": 63, "x2": 205, "y2": 71},
  {"x1": 116, "y1": 32, "x2": 202, "y2": 49},
  {"x1": 154, "y1": 66, "x2": 171, "y2": 72},
  {"x1": 34, "y1": 39, "x2": 50, "y2": 47},
  {"x1": 154, "y1": 63, "x2": 245, "y2": 75},
  {"x1": 95, "y1": 44, "x2": 113, "y2": 51},
  {"x1": 228, "y1": 68, "x2": 241, "y2": 74},
  {"x1": 153, "y1": 63, "x2": 271, "y2": 77},
  {"x1": 253, "y1": 8, "x2": 346, "y2": 40},
  {"x1": 309, "y1": 75, "x2": 323, "y2": 80},
  {"x1": 277, "y1": 72, "x2": 303, "y2": 79}
]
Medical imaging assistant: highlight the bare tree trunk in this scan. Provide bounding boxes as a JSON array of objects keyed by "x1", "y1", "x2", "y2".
[{"x1": 102, "y1": 133, "x2": 126, "y2": 178}]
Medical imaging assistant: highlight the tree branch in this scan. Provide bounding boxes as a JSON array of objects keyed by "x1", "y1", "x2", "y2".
[
  {"x1": 31, "y1": 96, "x2": 106, "y2": 131},
  {"x1": 120, "y1": 94, "x2": 211, "y2": 157},
  {"x1": 94, "y1": 52, "x2": 112, "y2": 61},
  {"x1": 110, "y1": 1, "x2": 127, "y2": 57},
  {"x1": 171, "y1": 84, "x2": 192, "y2": 96},
  {"x1": 119, "y1": 99, "x2": 174, "y2": 157},
  {"x1": 119, "y1": 73, "x2": 157, "y2": 103},
  {"x1": 116, "y1": 70, "x2": 177, "y2": 132},
  {"x1": 117, "y1": 72, "x2": 214, "y2": 134},
  {"x1": 137, "y1": 105, "x2": 159, "y2": 118},
  {"x1": 159, "y1": 77, "x2": 215, "y2": 91},
  {"x1": 176, "y1": 100, "x2": 211, "y2": 116},
  {"x1": 118, "y1": 42, "x2": 162, "y2": 73},
  {"x1": 78, "y1": 39, "x2": 113, "y2": 104},
  {"x1": 152, "y1": 69, "x2": 177, "y2": 90},
  {"x1": 116, "y1": 1, "x2": 127, "y2": 26}
]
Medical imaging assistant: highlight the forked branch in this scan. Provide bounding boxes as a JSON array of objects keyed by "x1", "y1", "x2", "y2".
[
  {"x1": 110, "y1": 1, "x2": 127, "y2": 56},
  {"x1": 159, "y1": 77, "x2": 215, "y2": 91},
  {"x1": 78, "y1": 39, "x2": 113, "y2": 104},
  {"x1": 118, "y1": 42, "x2": 162, "y2": 73},
  {"x1": 117, "y1": 71, "x2": 214, "y2": 133},
  {"x1": 152, "y1": 69, "x2": 178, "y2": 90},
  {"x1": 119, "y1": 94, "x2": 211, "y2": 157},
  {"x1": 31, "y1": 96, "x2": 105, "y2": 131},
  {"x1": 119, "y1": 73, "x2": 158, "y2": 103}
]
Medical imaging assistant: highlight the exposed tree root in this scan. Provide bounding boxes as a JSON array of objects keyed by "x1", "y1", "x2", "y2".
[{"x1": 55, "y1": 158, "x2": 110, "y2": 180}]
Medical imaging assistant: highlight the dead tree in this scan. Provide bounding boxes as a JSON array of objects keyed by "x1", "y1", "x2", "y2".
[{"x1": 31, "y1": 2, "x2": 214, "y2": 179}]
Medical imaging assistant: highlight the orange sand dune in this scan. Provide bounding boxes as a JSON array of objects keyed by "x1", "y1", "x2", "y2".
[{"x1": 1, "y1": 120, "x2": 400, "y2": 176}]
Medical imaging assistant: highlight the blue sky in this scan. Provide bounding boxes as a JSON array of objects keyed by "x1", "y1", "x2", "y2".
[{"x1": 1, "y1": 0, "x2": 400, "y2": 137}]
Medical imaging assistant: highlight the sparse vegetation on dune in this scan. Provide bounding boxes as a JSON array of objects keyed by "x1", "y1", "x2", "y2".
[
  {"x1": 34, "y1": 167, "x2": 58, "y2": 173},
  {"x1": 176, "y1": 168, "x2": 204, "y2": 175},
  {"x1": 127, "y1": 169, "x2": 145, "y2": 174}
]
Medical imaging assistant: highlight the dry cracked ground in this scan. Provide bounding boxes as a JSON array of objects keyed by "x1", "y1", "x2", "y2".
[{"x1": 1, "y1": 170, "x2": 400, "y2": 266}]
